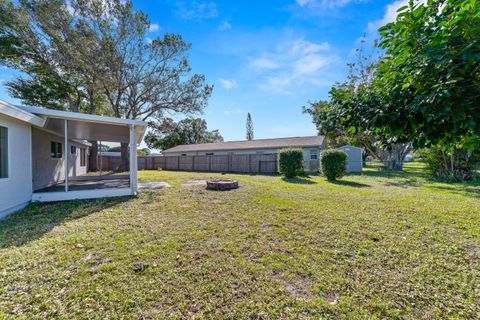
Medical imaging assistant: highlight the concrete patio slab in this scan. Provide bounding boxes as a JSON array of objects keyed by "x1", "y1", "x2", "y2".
[{"x1": 138, "y1": 182, "x2": 171, "y2": 189}]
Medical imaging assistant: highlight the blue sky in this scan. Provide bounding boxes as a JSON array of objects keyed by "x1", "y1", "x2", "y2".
[{"x1": 0, "y1": 0, "x2": 409, "y2": 143}]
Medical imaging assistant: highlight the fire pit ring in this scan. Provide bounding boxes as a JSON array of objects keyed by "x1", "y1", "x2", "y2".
[{"x1": 206, "y1": 179, "x2": 239, "y2": 191}]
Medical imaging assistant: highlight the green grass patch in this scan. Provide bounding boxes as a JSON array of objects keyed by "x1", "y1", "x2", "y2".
[{"x1": 0, "y1": 163, "x2": 479, "y2": 318}]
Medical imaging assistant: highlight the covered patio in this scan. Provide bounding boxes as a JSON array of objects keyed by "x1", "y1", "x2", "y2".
[{"x1": 17, "y1": 106, "x2": 147, "y2": 202}]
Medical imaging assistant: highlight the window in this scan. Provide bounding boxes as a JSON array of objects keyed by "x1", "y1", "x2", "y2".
[
  {"x1": 181, "y1": 153, "x2": 187, "y2": 156},
  {"x1": 0, "y1": 126, "x2": 7, "y2": 178},
  {"x1": 71, "y1": 146, "x2": 77, "y2": 154},
  {"x1": 206, "y1": 153, "x2": 214, "y2": 156},
  {"x1": 51, "y1": 142, "x2": 62, "y2": 158},
  {"x1": 310, "y1": 149, "x2": 318, "y2": 160},
  {"x1": 80, "y1": 148, "x2": 86, "y2": 167}
]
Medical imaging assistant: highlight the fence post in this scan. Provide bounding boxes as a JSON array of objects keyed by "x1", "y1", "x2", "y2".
[
  {"x1": 248, "y1": 154, "x2": 252, "y2": 173},
  {"x1": 228, "y1": 154, "x2": 231, "y2": 173},
  {"x1": 177, "y1": 156, "x2": 180, "y2": 170},
  {"x1": 192, "y1": 155, "x2": 195, "y2": 171}
]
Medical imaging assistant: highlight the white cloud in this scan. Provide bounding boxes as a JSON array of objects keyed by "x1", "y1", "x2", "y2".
[
  {"x1": 249, "y1": 57, "x2": 279, "y2": 71},
  {"x1": 149, "y1": 23, "x2": 160, "y2": 32},
  {"x1": 289, "y1": 39, "x2": 330, "y2": 56},
  {"x1": 248, "y1": 38, "x2": 337, "y2": 94},
  {"x1": 218, "y1": 21, "x2": 231, "y2": 31},
  {"x1": 294, "y1": 54, "x2": 330, "y2": 76},
  {"x1": 177, "y1": 1, "x2": 218, "y2": 20},
  {"x1": 296, "y1": 0, "x2": 359, "y2": 10},
  {"x1": 367, "y1": 0, "x2": 427, "y2": 34},
  {"x1": 219, "y1": 78, "x2": 237, "y2": 89}
]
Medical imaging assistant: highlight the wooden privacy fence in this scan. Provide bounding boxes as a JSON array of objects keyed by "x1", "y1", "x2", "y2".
[{"x1": 100, "y1": 154, "x2": 278, "y2": 173}]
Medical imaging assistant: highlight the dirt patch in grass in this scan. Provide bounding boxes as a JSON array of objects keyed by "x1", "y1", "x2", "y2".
[{"x1": 182, "y1": 179, "x2": 208, "y2": 186}]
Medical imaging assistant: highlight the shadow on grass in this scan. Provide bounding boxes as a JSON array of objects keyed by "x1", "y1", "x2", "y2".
[
  {"x1": 329, "y1": 179, "x2": 370, "y2": 188},
  {"x1": 282, "y1": 177, "x2": 317, "y2": 184},
  {"x1": 0, "y1": 197, "x2": 132, "y2": 249},
  {"x1": 425, "y1": 185, "x2": 480, "y2": 198}
]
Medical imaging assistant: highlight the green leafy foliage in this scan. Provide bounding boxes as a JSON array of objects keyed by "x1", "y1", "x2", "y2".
[
  {"x1": 320, "y1": 149, "x2": 347, "y2": 181},
  {"x1": 145, "y1": 118, "x2": 223, "y2": 150},
  {"x1": 279, "y1": 148, "x2": 304, "y2": 178},
  {"x1": 137, "y1": 148, "x2": 151, "y2": 157},
  {"x1": 246, "y1": 113, "x2": 254, "y2": 141},
  {"x1": 421, "y1": 148, "x2": 479, "y2": 181},
  {"x1": 305, "y1": 0, "x2": 480, "y2": 179},
  {"x1": 372, "y1": 0, "x2": 480, "y2": 149}
]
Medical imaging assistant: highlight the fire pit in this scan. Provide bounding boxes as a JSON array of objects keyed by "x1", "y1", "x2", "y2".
[{"x1": 206, "y1": 179, "x2": 239, "y2": 191}]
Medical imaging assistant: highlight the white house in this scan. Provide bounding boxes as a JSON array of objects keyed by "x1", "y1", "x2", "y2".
[{"x1": 0, "y1": 100, "x2": 147, "y2": 218}]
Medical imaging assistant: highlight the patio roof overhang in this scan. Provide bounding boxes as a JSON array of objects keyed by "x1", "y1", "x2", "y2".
[{"x1": 17, "y1": 105, "x2": 147, "y2": 144}]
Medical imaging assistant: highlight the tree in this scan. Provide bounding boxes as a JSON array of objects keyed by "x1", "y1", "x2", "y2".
[
  {"x1": 144, "y1": 118, "x2": 223, "y2": 151},
  {"x1": 246, "y1": 112, "x2": 254, "y2": 140},
  {"x1": 371, "y1": 0, "x2": 480, "y2": 152},
  {"x1": 90, "y1": 2, "x2": 213, "y2": 170},
  {"x1": 137, "y1": 148, "x2": 150, "y2": 157},
  {"x1": 0, "y1": 0, "x2": 213, "y2": 171},
  {"x1": 303, "y1": 44, "x2": 412, "y2": 170}
]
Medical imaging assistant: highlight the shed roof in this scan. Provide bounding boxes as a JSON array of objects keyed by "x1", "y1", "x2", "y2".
[{"x1": 163, "y1": 136, "x2": 325, "y2": 153}]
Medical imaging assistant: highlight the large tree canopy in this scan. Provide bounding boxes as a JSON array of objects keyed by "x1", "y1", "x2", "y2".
[
  {"x1": 145, "y1": 118, "x2": 223, "y2": 151},
  {"x1": 368, "y1": 0, "x2": 480, "y2": 150},
  {"x1": 0, "y1": 0, "x2": 213, "y2": 170},
  {"x1": 304, "y1": 45, "x2": 412, "y2": 169},
  {"x1": 305, "y1": 0, "x2": 479, "y2": 175}
]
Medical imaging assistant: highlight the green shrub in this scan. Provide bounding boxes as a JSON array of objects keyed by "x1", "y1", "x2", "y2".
[
  {"x1": 320, "y1": 149, "x2": 347, "y2": 181},
  {"x1": 420, "y1": 148, "x2": 479, "y2": 181},
  {"x1": 279, "y1": 148, "x2": 304, "y2": 178}
]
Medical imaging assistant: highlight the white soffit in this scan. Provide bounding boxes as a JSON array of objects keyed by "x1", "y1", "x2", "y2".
[
  {"x1": 0, "y1": 100, "x2": 46, "y2": 127},
  {"x1": 16, "y1": 105, "x2": 147, "y2": 144}
]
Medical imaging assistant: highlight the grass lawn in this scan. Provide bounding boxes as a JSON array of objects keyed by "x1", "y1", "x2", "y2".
[{"x1": 0, "y1": 164, "x2": 479, "y2": 319}]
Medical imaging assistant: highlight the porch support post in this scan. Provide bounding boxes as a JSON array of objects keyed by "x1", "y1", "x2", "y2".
[
  {"x1": 129, "y1": 125, "x2": 137, "y2": 195},
  {"x1": 64, "y1": 119, "x2": 69, "y2": 192}
]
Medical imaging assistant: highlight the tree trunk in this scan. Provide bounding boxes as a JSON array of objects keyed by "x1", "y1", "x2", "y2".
[
  {"x1": 385, "y1": 143, "x2": 412, "y2": 171},
  {"x1": 88, "y1": 141, "x2": 98, "y2": 172},
  {"x1": 119, "y1": 142, "x2": 130, "y2": 172}
]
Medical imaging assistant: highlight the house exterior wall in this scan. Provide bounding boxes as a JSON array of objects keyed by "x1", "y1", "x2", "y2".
[
  {"x1": 0, "y1": 115, "x2": 32, "y2": 218},
  {"x1": 32, "y1": 127, "x2": 88, "y2": 191}
]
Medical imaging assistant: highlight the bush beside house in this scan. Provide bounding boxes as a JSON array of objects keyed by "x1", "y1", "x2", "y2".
[
  {"x1": 279, "y1": 148, "x2": 304, "y2": 178},
  {"x1": 321, "y1": 149, "x2": 347, "y2": 181}
]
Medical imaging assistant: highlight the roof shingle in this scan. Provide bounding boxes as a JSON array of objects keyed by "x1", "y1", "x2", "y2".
[{"x1": 163, "y1": 136, "x2": 325, "y2": 153}]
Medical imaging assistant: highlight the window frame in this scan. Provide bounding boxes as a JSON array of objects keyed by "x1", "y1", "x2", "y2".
[
  {"x1": 310, "y1": 149, "x2": 318, "y2": 160},
  {"x1": 80, "y1": 148, "x2": 86, "y2": 167},
  {"x1": 51, "y1": 141, "x2": 63, "y2": 159},
  {"x1": 71, "y1": 146, "x2": 77, "y2": 154},
  {"x1": 0, "y1": 126, "x2": 8, "y2": 179}
]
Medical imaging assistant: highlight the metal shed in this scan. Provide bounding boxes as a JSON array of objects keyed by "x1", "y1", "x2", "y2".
[{"x1": 338, "y1": 145, "x2": 363, "y2": 172}]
